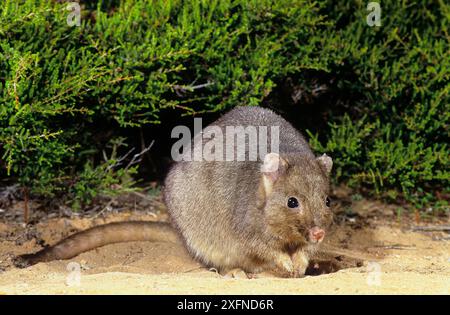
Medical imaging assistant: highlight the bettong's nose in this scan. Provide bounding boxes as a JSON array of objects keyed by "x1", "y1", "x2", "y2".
[{"x1": 308, "y1": 226, "x2": 325, "y2": 243}]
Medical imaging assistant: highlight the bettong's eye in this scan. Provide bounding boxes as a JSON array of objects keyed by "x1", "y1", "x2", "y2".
[
  {"x1": 287, "y1": 197, "x2": 299, "y2": 208},
  {"x1": 326, "y1": 196, "x2": 331, "y2": 207}
]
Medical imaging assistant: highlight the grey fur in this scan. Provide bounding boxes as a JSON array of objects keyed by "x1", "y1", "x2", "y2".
[{"x1": 164, "y1": 106, "x2": 333, "y2": 277}]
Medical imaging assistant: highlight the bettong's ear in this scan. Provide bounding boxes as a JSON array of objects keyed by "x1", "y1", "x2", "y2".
[
  {"x1": 260, "y1": 153, "x2": 288, "y2": 195},
  {"x1": 316, "y1": 153, "x2": 333, "y2": 174}
]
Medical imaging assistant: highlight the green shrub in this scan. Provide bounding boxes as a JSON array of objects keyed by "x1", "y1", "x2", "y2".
[
  {"x1": 0, "y1": 0, "x2": 448, "y2": 212},
  {"x1": 0, "y1": 0, "x2": 336, "y2": 206},
  {"x1": 307, "y1": 0, "x2": 449, "y2": 212}
]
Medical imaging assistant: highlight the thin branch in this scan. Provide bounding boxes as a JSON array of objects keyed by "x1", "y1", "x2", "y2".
[
  {"x1": 22, "y1": 186, "x2": 29, "y2": 224},
  {"x1": 105, "y1": 147, "x2": 136, "y2": 171},
  {"x1": 412, "y1": 225, "x2": 450, "y2": 232},
  {"x1": 371, "y1": 244, "x2": 416, "y2": 250},
  {"x1": 124, "y1": 140, "x2": 154, "y2": 171},
  {"x1": 172, "y1": 80, "x2": 215, "y2": 96}
]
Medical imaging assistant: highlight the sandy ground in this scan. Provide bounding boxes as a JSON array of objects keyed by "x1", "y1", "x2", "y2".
[{"x1": 0, "y1": 194, "x2": 449, "y2": 295}]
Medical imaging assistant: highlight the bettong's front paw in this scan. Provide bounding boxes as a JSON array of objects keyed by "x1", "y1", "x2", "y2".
[
  {"x1": 290, "y1": 250, "x2": 309, "y2": 278},
  {"x1": 274, "y1": 253, "x2": 305, "y2": 278},
  {"x1": 267, "y1": 251, "x2": 309, "y2": 278}
]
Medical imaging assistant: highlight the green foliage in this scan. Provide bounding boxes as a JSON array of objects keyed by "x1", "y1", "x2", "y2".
[
  {"x1": 1, "y1": 0, "x2": 335, "y2": 206},
  {"x1": 70, "y1": 137, "x2": 139, "y2": 210},
  {"x1": 0, "y1": 0, "x2": 448, "y2": 212},
  {"x1": 306, "y1": 0, "x2": 449, "y2": 211}
]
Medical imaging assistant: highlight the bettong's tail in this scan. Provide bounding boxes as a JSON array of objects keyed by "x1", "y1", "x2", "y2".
[{"x1": 14, "y1": 221, "x2": 178, "y2": 268}]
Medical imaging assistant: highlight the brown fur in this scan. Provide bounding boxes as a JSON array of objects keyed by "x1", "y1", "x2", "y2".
[
  {"x1": 164, "y1": 106, "x2": 333, "y2": 277},
  {"x1": 14, "y1": 222, "x2": 178, "y2": 267},
  {"x1": 16, "y1": 106, "x2": 333, "y2": 278}
]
